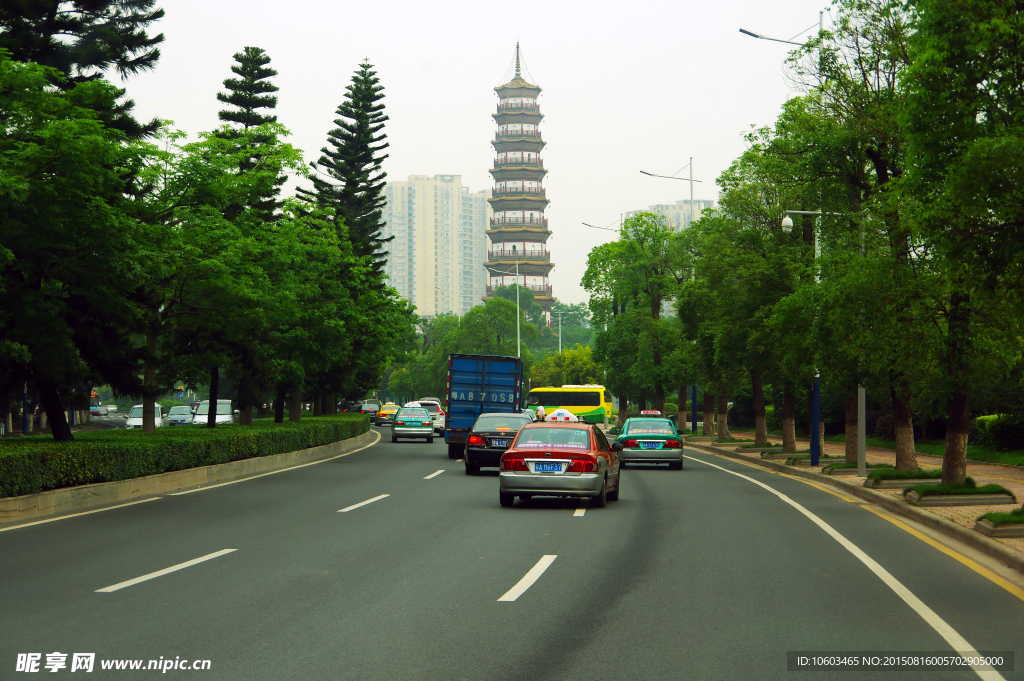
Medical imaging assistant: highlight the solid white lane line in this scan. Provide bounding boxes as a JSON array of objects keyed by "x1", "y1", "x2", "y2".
[
  {"x1": 0, "y1": 497, "x2": 161, "y2": 534},
  {"x1": 498, "y1": 555, "x2": 557, "y2": 602},
  {"x1": 684, "y1": 455, "x2": 1006, "y2": 681},
  {"x1": 424, "y1": 470, "x2": 445, "y2": 479},
  {"x1": 170, "y1": 430, "x2": 382, "y2": 495},
  {"x1": 573, "y1": 503, "x2": 587, "y2": 517},
  {"x1": 96, "y1": 549, "x2": 236, "y2": 593},
  {"x1": 338, "y1": 494, "x2": 390, "y2": 513}
]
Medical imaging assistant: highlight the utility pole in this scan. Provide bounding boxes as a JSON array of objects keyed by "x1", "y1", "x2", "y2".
[{"x1": 553, "y1": 310, "x2": 565, "y2": 354}]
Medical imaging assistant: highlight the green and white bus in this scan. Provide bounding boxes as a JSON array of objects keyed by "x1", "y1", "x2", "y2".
[{"x1": 526, "y1": 385, "x2": 612, "y2": 424}]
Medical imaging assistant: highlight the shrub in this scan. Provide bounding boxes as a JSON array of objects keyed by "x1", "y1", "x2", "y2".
[
  {"x1": 765, "y1": 404, "x2": 781, "y2": 431},
  {"x1": 973, "y1": 415, "x2": 1024, "y2": 451},
  {"x1": 0, "y1": 414, "x2": 369, "y2": 499},
  {"x1": 874, "y1": 414, "x2": 895, "y2": 440},
  {"x1": 664, "y1": 402, "x2": 678, "y2": 414}
]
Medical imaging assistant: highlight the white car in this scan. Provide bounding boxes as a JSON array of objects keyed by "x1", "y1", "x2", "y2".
[
  {"x1": 124, "y1": 404, "x2": 164, "y2": 429},
  {"x1": 193, "y1": 399, "x2": 237, "y2": 425},
  {"x1": 415, "y1": 398, "x2": 447, "y2": 434},
  {"x1": 106, "y1": 404, "x2": 118, "y2": 413}
]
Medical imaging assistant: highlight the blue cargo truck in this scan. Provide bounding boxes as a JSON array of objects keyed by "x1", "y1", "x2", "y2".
[{"x1": 444, "y1": 353, "x2": 524, "y2": 459}]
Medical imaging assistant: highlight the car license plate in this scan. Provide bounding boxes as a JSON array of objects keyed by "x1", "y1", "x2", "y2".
[
  {"x1": 407, "y1": 421, "x2": 421, "y2": 426},
  {"x1": 641, "y1": 441, "x2": 661, "y2": 449},
  {"x1": 534, "y1": 462, "x2": 562, "y2": 473},
  {"x1": 492, "y1": 439, "x2": 510, "y2": 447}
]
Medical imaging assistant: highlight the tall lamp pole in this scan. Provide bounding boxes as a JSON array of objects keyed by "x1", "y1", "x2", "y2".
[
  {"x1": 490, "y1": 262, "x2": 522, "y2": 358},
  {"x1": 640, "y1": 159, "x2": 702, "y2": 228},
  {"x1": 553, "y1": 310, "x2": 565, "y2": 354}
]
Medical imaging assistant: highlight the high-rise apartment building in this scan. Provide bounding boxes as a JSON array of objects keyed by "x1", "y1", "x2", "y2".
[
  {"x1": 381, "y1": 175, "x2": 490, "y2": 317},
  {"x1": 623, "y1": 199, "x2": 716, "y2": 230}
]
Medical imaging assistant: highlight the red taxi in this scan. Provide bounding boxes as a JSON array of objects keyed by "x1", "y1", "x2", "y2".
[{"x1": 498, "y1": 422, "x2": 622, "y2": 508}]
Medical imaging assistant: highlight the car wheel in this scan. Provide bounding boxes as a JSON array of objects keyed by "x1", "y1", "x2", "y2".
[
  {"x1": 519, "y1": 494, "x2": 532, "y2": 502},
  {"x1": 591, "y1": 477, "x2": 607, "y2": 508},
  {"x1": 608, "y1": 472, "x2": 620, "y2": 502},
  {"x1": 499, "y1": 492, "x2": 515, "y2": 508},
  {"x1": 465, "y1": 457, "x2": 480, "y2": 475},
  {"x1": 671, "y1": 459, "x2": 683, "y2": 470},
  {"x1": 448, "y1": 443, "x2": 462, "y2": 460},
  {"x1": 427, "y1": 435, "x2": 433, "y2": 443},
  {"x1": 391, "y1": 433, "x2": 398, "y2": 443}
]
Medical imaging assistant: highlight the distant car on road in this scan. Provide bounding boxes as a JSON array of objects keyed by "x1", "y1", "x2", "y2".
[
  {"x1": 193, "y1": 399, "x2": 236, "y2": 425},
  {"x1": 375, "y1": 403, "x2": 400, "y2": 426},
  {"x1": 124, "y1": 404, "x2": 165, "y2": 429},
  {"x1": 359, "y1": 403, "x2": 380, "y2": 418},
  {"x1": 415, "y1": 398, "x2": 446, "y2": 434},
  {"x1": 338, "y1": 400, "x2": 360, "y2": 413},
  {"x1": 463, "y1": 412, "x2": 533, "y2": 475},
  {"x1": 105, "y1": 404, "x2": 118, "y2": 413},
  {"x1": 166, "y1": 405, "x2": 194, "y2": 426},
  {"x1": 391, "y1": 407, "x2": 434, "y2": 443},
  {"x1": 499, "y1": 422, "x2": 621, "y2": 508},
  {"x1": 614, "y1": 416, "x2": 684, "y2": 470}
]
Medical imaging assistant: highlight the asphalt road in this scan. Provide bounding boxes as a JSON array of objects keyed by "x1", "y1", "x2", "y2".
[{"x1": 2, "y1": 426, "x2": 1022, "y2": 680}]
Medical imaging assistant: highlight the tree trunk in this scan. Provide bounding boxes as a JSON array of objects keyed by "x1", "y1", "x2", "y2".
[
  {"x1": 207, "y1": 364, "x2": 219, "y2": 428},
  {"x1": 942, "y1": 290, "x2": 970, "y2": 485},
  {"x1": 313, "y1": 394, "x2": 322, "y2": 417},
  {"x1": 717, "y1": 387, "x2": 731, "y2": 440},
  {"x1": 141, "y1": 331, "x2": 158, "y2": 434},
  {"x1": 890, "y1": 375, "x2": 918, "y2": 472},
  {"x1": 702, "y1": 389, "x2": 715, "y2": 436},
  {"x1": 677, "y1": 384, "x2": 686, "y2": 427},
  {"x1": 751, "y1": 371, "x2": 767, "y2": 446},
  {"x1": 782, "y1": 386, "x2": 797, "y2": 453},
  {"x1": 638, "y1": 395, "x2": 647, "y2": 412},
  {"x1": 274, "y1": 385, "x2": 286, "y2": 423},
  {"x1": 845, "y1": 390, "x2": 857, "y2": 463},
  {"x1": 238, "y1": 393, "x2": 253, "y2": 426},
  {"x1": 616, "y1": 399, "x2": 628, "y2": 427},
  {"x1": 289, "y1": 385, "x2": 302, "y2": 422},
  {"x1": 38, "y1": 381, "x2": 73, "y2": 442}
]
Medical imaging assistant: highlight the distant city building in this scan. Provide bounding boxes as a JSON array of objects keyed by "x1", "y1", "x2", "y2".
[
  {"x1": 382, "y1": 175, "x2": 490, "y2": 317},
  {"x1": 484, "y1": 44, "x2": 553, "y2": 322},
  {"x1": 624, "y1": 199, "x2": 716, "y2": 230}
]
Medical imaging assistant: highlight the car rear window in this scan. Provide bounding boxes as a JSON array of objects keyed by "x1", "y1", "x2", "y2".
[
  {"x1": 169, "y1": 406, "x2": 192, "y2": 415},
  {"x1": 514, "y1": 426, "x2": 591, "y2": 449},
  {"x1": 474, "y1": 415, "x2": 530, "y2": 431},
  {"x1": 626, "y1": 419, "x2": 675, "y2": 435},
  {"x1": 418, "y1": 403, "x2": 441, "y2": 414},
  {"x1": 362, "y1": 404, "x2": 379, "y2": 411},
  {"x1": 398, "y1": 408, "x2": 429, "y2": 417}
]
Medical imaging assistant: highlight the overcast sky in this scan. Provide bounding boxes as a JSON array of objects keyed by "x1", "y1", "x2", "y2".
[{"x1": 130, "y1": 0, "x2": 830, "y2": 306}]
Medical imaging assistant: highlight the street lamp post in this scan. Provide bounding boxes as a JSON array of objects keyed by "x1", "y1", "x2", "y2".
[
  {"x1": 781, "y1": 209, "x2": 865, "y2": 472},
  {"x1": 640, "y1": 158, "x2": 703, "y2": 228},
  {"x1": 553, "y1": 310, "x2": 564, "y2": 354},
  {"x1": 489, "y1": 262, "x2": 522, "y2": 358}
]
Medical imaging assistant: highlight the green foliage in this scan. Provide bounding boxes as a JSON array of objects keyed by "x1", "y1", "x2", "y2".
[
  {"x1": 867, "y1": 468, "x2": 940, "y2": 481},
  {"x1": 0, "y1": 414, "x2": 368, "y2": 498},
  {"x1": 905, "y1": 478, "x2": 1015, "y2": 500},
  {"x1": 973, "y1": 415, "x2": 1024, "y2": 452},
  {"x1": 977, "y1": 508, "x2": 1024, "y2": 528}
]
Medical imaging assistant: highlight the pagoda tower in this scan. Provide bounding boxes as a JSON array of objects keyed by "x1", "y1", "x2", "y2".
[{"x1": 484, "y1": 44, "x2": 553, "y2": 322}]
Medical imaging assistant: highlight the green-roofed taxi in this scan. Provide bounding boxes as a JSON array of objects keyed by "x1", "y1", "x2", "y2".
[{"x1": 614, "y1": 417, "x2": 684, "y2": 470}]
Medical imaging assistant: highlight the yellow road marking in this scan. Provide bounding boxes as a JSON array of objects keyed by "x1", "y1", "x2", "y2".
[{"x1": 860, "y1": 505, "x2": 1024, "y2": 603}]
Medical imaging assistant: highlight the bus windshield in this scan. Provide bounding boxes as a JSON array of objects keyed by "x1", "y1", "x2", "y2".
[{"x1": 527, "y1": 391, "x2": 601, "y2": 407}]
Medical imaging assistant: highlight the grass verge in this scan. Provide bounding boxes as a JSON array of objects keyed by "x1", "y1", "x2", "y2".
[
  {"x1": 0, "y1": 414, "x2": 369, "y2": 499},
  {"x1": 824, "y1": 462, "x2": 892, "y2": 471},
  {"x1": 978, "y1": 508, "x2": 1024, "y2": 527},
  {"x1": 867, "y1": 467, "x2": 940, "y2": 480},
  {"x1": 714, "y1": 437, "x2": 754, "y2": 443},
  {"x1": 904, "y1": 477, "x2": 1016, "y2": 499}
]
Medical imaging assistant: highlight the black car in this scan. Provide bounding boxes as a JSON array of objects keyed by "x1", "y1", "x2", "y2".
[
  {"x1": 463, "y1": 412, "x2": 533, "y2": 475},
  {"x1": 338, "y1": 400, "x2": 361, "y2": 413},
  {"x1": 358, "y1": 403, "x2": 380, "y2": 417}
]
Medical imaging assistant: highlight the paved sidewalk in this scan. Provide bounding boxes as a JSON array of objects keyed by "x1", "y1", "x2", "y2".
[{"x1": 722, "y1": 429, "x2": 1024, "y2": 556}]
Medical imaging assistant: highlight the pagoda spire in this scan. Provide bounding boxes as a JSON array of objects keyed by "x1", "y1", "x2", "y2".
[{"x1": 515, "y1": 42, "x2": 521, "y2": 79}]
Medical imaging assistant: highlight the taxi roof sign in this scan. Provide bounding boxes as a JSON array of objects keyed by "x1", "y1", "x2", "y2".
[{"x1": 640, "y1": 410, "x2": 662, "y2": 415}]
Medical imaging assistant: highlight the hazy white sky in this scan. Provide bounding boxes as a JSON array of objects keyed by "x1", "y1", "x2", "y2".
[{"x1": 130, "y1": 0, "x2": 830, "y2": 305}]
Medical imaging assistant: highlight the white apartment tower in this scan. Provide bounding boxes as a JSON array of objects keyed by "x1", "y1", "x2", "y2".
[
  {"x1": 623, "y1": 199, "x2": 716, "y2": 230},
  {"x1": 382, "y1": 175, "x2": 491, "y2": 317}
]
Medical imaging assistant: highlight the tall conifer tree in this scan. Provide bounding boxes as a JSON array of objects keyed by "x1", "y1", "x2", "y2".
[
  {"x1": 299, "y1": 60, "x2": 391, "y2": 273},
  {"x1": 216, "y1": 46, "x2": 284, "y2": 220}
]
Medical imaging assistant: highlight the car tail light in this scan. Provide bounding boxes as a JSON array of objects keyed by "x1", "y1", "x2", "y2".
[
  {"x1": 501, "y1": 458, "x2": 528, "y2": 471},
  {"x1": 567, "y1": 460, "x2": 599, "y2": 473},
  {"x1": 665, "y1": 439, "x2": 681, "y2": 448},
  {"x1": 468, "y1": 435, "x2": 485, "y2": 446},
  {"x1": 395, "y1": 420, "x2": 405, "y2": 426},
  {"x1": 623, "y1": 439, "x2": 639, "y2": 448}
]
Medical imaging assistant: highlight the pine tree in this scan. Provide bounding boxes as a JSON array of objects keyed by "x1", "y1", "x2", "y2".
[
  {"x1": 299, "y1": 60, "x2": 391, "y2": 273},
  {"x1": 0, "y1": 0, "x2": 165, "y2": 137},
  {"x1": 215, "y1": 46, "x2": 284, "y2": 220}
]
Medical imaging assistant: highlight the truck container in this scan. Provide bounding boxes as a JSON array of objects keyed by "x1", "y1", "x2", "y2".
[{"x1": 444, "y1": 354, "x2": 523, "y2": 459}]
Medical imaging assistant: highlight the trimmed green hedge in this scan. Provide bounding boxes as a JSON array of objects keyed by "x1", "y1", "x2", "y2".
[
  {"x1": 0, "y1": 414, "x2": 369, "y2": 499},
  {"x1": 904, "y1": 477, "x2": 1016, "y2": 500},
  {"x1": 867, "y1": 467, "x2": 938, "y2": 480},
  {"x1": 978, "y1": 507, "x2": 1024, "y2": 528}
]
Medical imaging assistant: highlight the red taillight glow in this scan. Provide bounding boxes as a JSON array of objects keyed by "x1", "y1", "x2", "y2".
[
  {"x1": 665, "y1": 439, "x2": 681, "y2": 448},
  {"x1": 566, "y1": 460, "x2": 600, "y2": 473},
  {"x1": 395, "y1": 420, "x2": 405, "y2": 426},
  {"x1": 501, "y1": 458, "x2": 528, "y2": 471},
  {"x1": 623, "y1": 439, "x2": 639, "y2": 448},
  {"x1": 468, "y1": 435, "x2": 485, "y2": 446}
]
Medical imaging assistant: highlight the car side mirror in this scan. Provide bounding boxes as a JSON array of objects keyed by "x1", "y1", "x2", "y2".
[
  {"x1": 608, "y1": 427, "x2": 620, "y2": 435},
  {"x1": 611, "y1": 442, "x2": 623, "y2": 451},
  {"x1": 233, "y1": 410, "x2": 240, "y2": 415},
  {"x1": 123, "y1": 415, "x2": 128, "y2": 419}
]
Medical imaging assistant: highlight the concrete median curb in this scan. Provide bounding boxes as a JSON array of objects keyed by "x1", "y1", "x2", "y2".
[
  {"x1": 684, "y1": 442, "x2": 1024, "y2": 577},
  {"x1": 0, "y1": 429, "x2": 378, "y2": 528}
]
